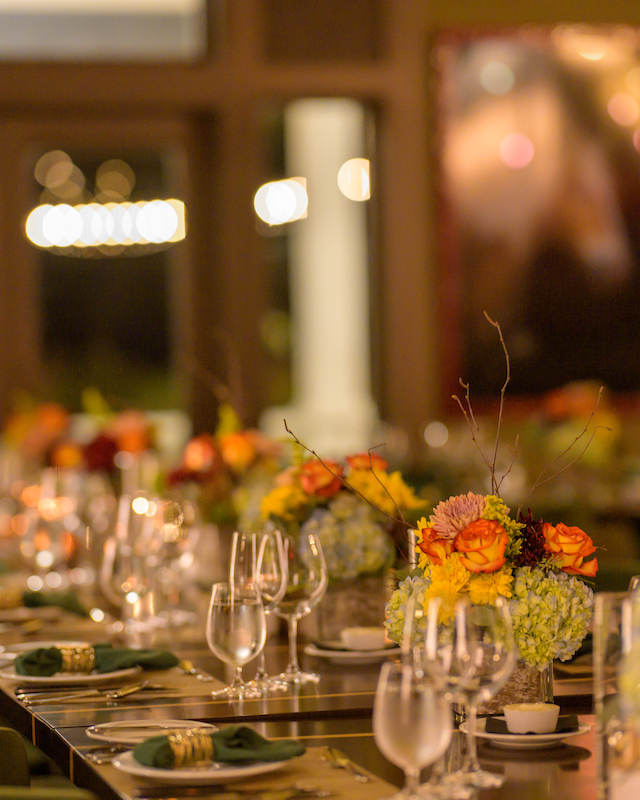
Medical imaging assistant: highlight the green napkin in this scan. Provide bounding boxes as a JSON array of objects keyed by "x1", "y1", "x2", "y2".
[
  {"x1": 22, "y1": 590, "x2": 89, "y2": 617},
  {"x1": 14, "y1": 643, "x2": 179, "y2": 677},
  {"x1": 133, "y1": 724, "x2": 306, "y2": 769}
]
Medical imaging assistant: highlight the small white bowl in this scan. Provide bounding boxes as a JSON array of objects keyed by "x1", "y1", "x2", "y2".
[
  {"x1": 340, "y1": 626, "x2": 387, "y2": 651},
  {"x1": 503, "y1": 702, "x2": 560, "y2": 734}
]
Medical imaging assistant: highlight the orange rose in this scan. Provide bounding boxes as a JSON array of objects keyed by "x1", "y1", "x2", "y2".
[
  {"x1": 219, "y1": 431, "x2": 257, "y2": 473},
  {"x1": 346, "y1": 452, "x2": 389, "y2": 471},
  {"x1": 182, "y1": 434, "x2": 221, "y2": 473},
  {"x1": 454, "y1": 519, "x2": 508, "y2": 573},
  {"x1": 417, "y1": 525, "x2": 454, "y2": 565},
  {"x1": 542, "y1": 522, "x2": 598, "y2": 577},
  {"x1": 300, "y1": 459, "x2": 343, "y2": 497}
]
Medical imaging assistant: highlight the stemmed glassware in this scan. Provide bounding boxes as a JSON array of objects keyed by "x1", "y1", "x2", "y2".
[
  {"x1": 271, "y1": 531, "x2": 328, "y2": 683},
  {"x1": 423, "y1": 596, "x2": 515, "y2": 789},
  {"x1": 373, "y1": 659, "x2": 453, "y2": 800},
  {"x1": 253, "y1": 529, "x2": 288, "y2": 689},
  {"x1": 206, "y1": 580, "x2": 266, "y2": 699},
  {"x1": 99, "y1": 491, "x2": 161, "y2": 646}
]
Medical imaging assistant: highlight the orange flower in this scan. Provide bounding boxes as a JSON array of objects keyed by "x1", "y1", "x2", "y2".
[
  {"x1": 49, "y1": 441, "x2": 83, "y2": 469},
  {"x1": 418, "y1": 525, "x2": 454, "y2": 565},
  {"x1": 300, "y1": 459, "x2": 344, "y2": 498},
  {"x1": 454, "y1": 519, "x2": 508, "y2": 574},
  {"x1": 182, "y1": 434, "x2": 221, "y2": 473},
  {"x1": 542, "y1": 522, "x2": 598, "y2": 577},
  {"x1": 346, "y1": 452, "x2": 389, "y2": 471},
  {"x1": 219, "y1": 431, "x2": 257, "y2": 473}
]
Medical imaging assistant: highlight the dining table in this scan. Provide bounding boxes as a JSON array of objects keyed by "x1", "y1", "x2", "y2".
[{"x1": 0, "y1": 607, "x2": 599, "y2": 800}]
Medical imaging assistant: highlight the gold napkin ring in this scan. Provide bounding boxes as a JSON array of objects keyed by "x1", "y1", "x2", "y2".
[
  {"x1": 59, "y1": 646, "x2": 96, "y2": 673},
  {"x1": 168, "y1": 730, "x2": 214, "y2": 768}
]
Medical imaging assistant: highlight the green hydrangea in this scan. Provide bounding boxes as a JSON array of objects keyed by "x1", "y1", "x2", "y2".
[
  {"x1": 301, "y1": 494, "x2": 395, "y2": 581},
  {"x1": 384, "y1": 574, "x2": 431, "y2": 646},
  {"x1": 482, "y1": 494, "x2": 523, "y2": 561},
  {"x1": 509, "y1": 565, "x2": 594, "y2": 667}
]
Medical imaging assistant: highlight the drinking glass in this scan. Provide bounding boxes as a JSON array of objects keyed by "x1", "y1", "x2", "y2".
[
  {"x1": 253, "y1": 529, "x2": 288, "y2": 689},
  {"x1": 99, "y1": 492, "x2": 161, "y2": 646},
  {"x1": 373, "y1": 660, "x2": 453, "y2": 799},
  {"x1": 229, "y1": 531, "x2": 258, "y2": 587},
  {"x1": 271, "y1": 531, "x2": 328, "y2": 683},
  {"x1": 440, "y1": 597, "x2": 516, "y2": 789},
  {"x1": 206, "y1": 581, "x2": 266, "y2": 699}
]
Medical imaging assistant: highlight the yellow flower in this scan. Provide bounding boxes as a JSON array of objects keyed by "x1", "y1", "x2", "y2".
[
  {"x1": 260, "y1": 485, "x2": 307, "y2": 521},
  {"x1": 467, "y1": 568, "x2": 514, "y2": 606},
  {"x1": 421, "y1": 553, "x2": 471, "y2": 621},
  {"x1": 348, "y1": 470, "x2": 422, "y2": 517}
]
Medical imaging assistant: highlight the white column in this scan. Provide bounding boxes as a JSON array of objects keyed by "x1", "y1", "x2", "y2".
[{"x1": 261, "y1": 99, "x2": 378, "y2": 456}]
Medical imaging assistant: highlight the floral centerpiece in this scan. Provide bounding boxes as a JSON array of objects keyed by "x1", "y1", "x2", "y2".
[
  {"x1": 385, "y1": 494, "x2": 597, "y2": 669},
  {"x1": 384, "y1": 316, "x2": 601, "y2": 704},
  {"x1": 166, "y1": 404, "x2": 283, "y2": 528},
  {"x1": 260, "y1": 452, "x2": 424, "y2": 582}
]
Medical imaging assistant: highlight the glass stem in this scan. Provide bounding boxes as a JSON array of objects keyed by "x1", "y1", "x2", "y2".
[
  {"x1": 230, "y1": 666, "x2": 244, "y2": 689},
  {"x1": 255, "y1": 652, "x2": 267, "y2": 680},
  {"x1": 463, "y1": 700, "x2": 480, "y2": 771},
  {"x1": 404, "y1": 768, "x2": 421, "y2": 797},
  {"x1": 287, "y1": 615, "x2": 300, "y2": 673}
]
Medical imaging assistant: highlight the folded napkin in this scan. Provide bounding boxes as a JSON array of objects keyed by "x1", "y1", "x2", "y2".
[
  {"x1": 133, "y1": 724, "x2": 306, "y2": 769},
  {"x1": 14, "y1": 643, "x2": 179, "y2": 677},
  {"x1": 485, "y1": 714, "x2": 579, "y2": 735},
  {"x1": 22, "y1": 590, "x2": 88, "y2": 617}
]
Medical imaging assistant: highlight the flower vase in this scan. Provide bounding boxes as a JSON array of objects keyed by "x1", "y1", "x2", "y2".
[
  {"x1": 300, "y1": 574, "x2": 391, "y2": 641},
  {"x1": 478, "y1": 660, "x2": 554, "y2": 715}
]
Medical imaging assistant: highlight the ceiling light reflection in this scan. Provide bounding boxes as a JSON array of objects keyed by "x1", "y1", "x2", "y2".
[{"x1": 254, "y1": 178, "x2": 308, "y2": 225}]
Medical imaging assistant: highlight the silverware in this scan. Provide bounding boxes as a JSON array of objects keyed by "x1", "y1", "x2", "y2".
[
  {"x1": 84, "y1": 745, "x2": 129, "y2": 764},
  {"x1": 178, "y1": 659, "x2": 214, "y2": 682},
  {"x1": 133, "y1": 785, "x2": 331, "y2": 800},
  {"x1": 322, "y1": 746, "x2": 371, "y2": 782},
  {"x1": 21, "y1": 680, "x2": 154, "y2": 705}
]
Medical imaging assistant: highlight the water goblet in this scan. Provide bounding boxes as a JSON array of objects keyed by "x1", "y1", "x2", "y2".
[
  {"x1": 206, "y1": 581, "x2": 266, "y2": 699},
  {"x1": 373, "y1": 660, "x2": 453, "y2": 800},
  {"x1": 271, "y1": 531, "x2": 328, "y2": 683},
  {"x1": 442, "y1": 596, "x2": 516, "y2": 789},
  {"x1": 252, "y1": 529, "x2": 288, "y2": 689}
]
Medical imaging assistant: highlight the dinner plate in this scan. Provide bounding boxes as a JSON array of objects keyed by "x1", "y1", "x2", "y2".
[
  {"x1": 112, "y1": 751, "x2": 288, "y2": 784},
  {"x1": 303, "y1": 642, "x2": 397, "y2": 664},
  {"x1": 460, "y1": 717, "x2": 592, "y2": 749},
  {"x1": 0, "y1": 607, "x2": 60, "y2": 623},
  {"x1": 87, "y1": 719, "x2": 219, "y2": 745},
  {"x1": 0, "y1": 665, "x2": 141, "y2": 685}
]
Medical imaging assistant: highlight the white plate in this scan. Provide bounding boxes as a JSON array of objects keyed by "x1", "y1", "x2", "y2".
[
  {"x1": 87, "y1": 719, "x2": 219, "y2": 745},
  {"x1": 112, "y1": 750, "x2": 288, "y2": 784},
  {"x1": 461, "y1": 717, "x2": 592, "y2": 749},
  {"x1": 0, "y1": 607, "x2": 60, "y2": 623},
  {"x1": 0, "y1": 665, "x2": 141, "y2": 685},
  {"x1": 303, "y1": 643, "x2": 397, "y2": 664}
]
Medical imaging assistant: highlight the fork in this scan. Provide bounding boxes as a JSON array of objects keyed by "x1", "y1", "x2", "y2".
[
  {"x1": 21, "y1": 680, "x2": 153, "y2": 705},
  {"x1": 322, "y1": 746, "x2": 371, "y2": 782}
]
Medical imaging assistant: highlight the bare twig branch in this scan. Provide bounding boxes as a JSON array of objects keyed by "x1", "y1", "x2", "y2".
[
  {"x1": 452, "y1": 389, "x2": 494, "y2": 476},
  {"x1": 517, "y1": 386, "x2": 608, "y2": 516},
  {"x1": 496, "y1": 434, "x2": 519, "y2": 493},
  {"x1": 484, "y1": 312, "x2": 510, "y2": 494}
]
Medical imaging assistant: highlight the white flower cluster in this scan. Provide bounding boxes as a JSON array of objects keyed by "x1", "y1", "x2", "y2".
[
  {"x1": 301, "y1": 494, "x2": 395, "y2": 581},
  {"x1": 509, "y1": 565, "x2": 595, "y2": 667}
]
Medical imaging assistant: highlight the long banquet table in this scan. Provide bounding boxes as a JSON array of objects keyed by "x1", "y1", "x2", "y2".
[{"x1": 0, "y1": 611, "x2": 598, "y2": 800}]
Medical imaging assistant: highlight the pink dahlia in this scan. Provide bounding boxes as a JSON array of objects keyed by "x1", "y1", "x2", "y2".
[{"x1": 430, "y1": 492, "x2": 486, "y2": 540}]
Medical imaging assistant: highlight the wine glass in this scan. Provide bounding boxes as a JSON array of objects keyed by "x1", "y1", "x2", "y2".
[
  {"x1": 271, "y1": 531, "x2": 328, "y2": 683},
  {"x1": 99, "y1": 492, "x2": 161, "y2": 646},
  {"x1": 229, "y1": 531, "x2": 258, "y2": 587},
  {"x1": 373, "y1": 660, "x2": 453, "y2": 799},
  {"x1": 433, "y1": 597, "x2": 515, "y2": 789},
  {"x1": 205, "y1": 581, "x2": 266, "y2": 699},
  {"x1": 253, "y1": 529, "x2": 288, "y2": 689}
]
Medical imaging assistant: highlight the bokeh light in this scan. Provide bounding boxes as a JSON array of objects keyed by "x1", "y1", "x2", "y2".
[
  {"x1": 337, "y1": 158, "x2": 371, "y2": 201},
  {"x1": 608, "y1": 93, "x2": 640, "y2": 126},
  {"x1": 498, "y1": 133, "x2": 535, "y2": 169},
  {"x1": 254, "y1": 178, "x2": 308, "y2": 225},
  {"x1": 479, "y1": 61, "x2": 515, "y2": 95}
]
